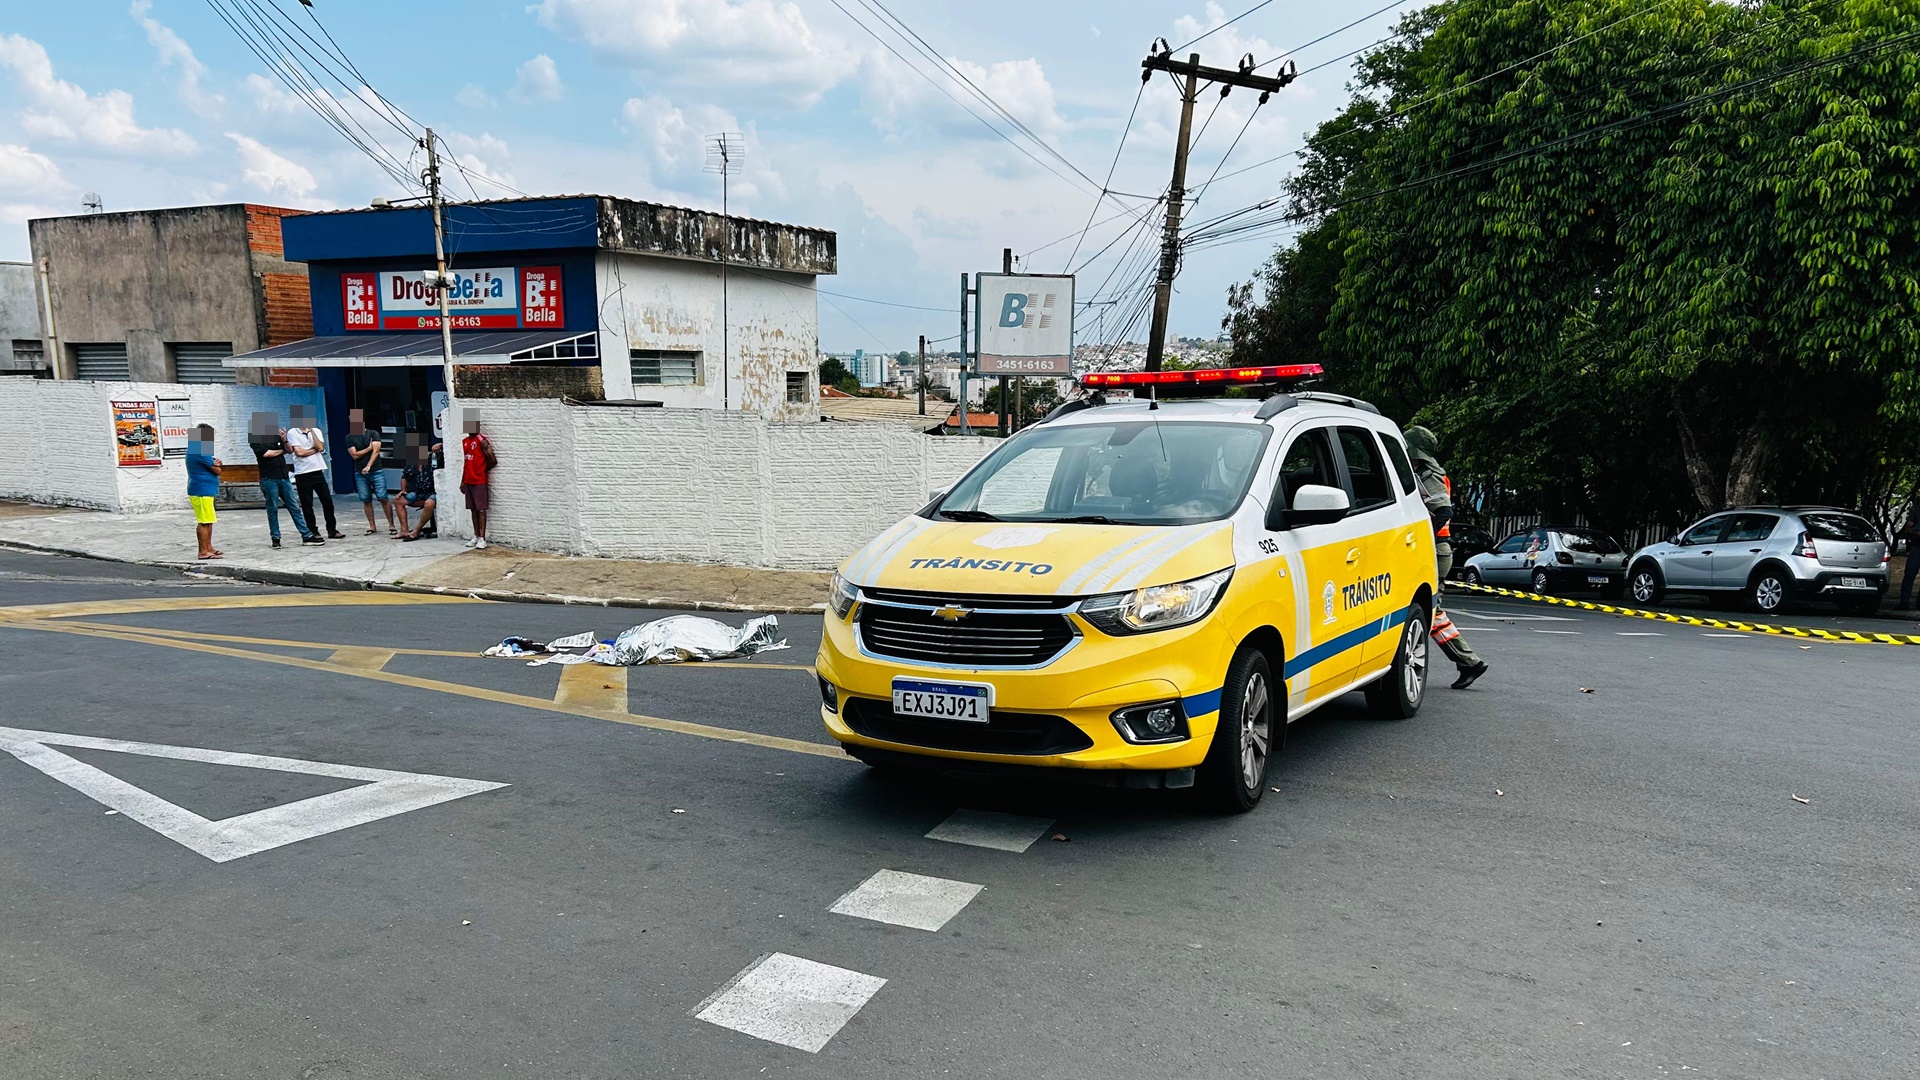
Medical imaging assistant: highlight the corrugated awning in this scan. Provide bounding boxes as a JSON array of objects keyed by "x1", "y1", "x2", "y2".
[{"x1": 225, "y1": 330, "x2": 598, "y2": 368}]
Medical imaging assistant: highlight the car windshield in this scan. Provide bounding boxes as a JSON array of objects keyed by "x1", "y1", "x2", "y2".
[
  {"x1": 1801, "y1": 513, "x2": 1880, "y2": 543},
  {"x1": 933, "y1": 420, "x2": 1272, "y2": 526},
  {"x1": 1554, "y1": 528, "x2": 1623, "y2": 554}
]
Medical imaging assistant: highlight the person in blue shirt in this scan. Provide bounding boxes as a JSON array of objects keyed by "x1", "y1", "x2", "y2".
[{"x1": 186, "y1": 424, "x2": 223, "y2": 560}]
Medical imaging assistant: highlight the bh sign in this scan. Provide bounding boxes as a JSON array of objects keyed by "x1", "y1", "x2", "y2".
[
  {"x1": 976, "y1": 273, "x2": 1073, "y2": 375},
  {"x1": 341, "y1": 265, "x2": 564, "y2": 331}
]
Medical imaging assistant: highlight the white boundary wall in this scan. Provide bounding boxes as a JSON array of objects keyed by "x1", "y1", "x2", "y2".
[
  {"x1": 435, "y1": 398, "x2": 995, "y2": 570},
  {"x1": 0, "y1": 379, "x2": 324, "y2": 513}
]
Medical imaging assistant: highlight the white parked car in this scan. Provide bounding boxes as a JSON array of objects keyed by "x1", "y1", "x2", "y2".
[{"x1": 1459, "y1": 525, "x2": 1627, "y2": 598}]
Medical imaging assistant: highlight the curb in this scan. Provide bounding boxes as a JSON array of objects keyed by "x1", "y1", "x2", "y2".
[
  {"x1": 0, "y1": 539, "x2": 828, "y2": 615},
  {"x1": 1453, "y1": 581, "x2": 1920, "y2": 645}
]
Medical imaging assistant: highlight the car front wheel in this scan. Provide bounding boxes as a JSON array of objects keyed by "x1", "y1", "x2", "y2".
[
  {"x1": 1747, "y1": 568, "x2": 1792, "y2": 615},
  {"x1": 1531, "y1": 568, "x2": 1552, "y2": 595},
  {"x1": 1200, "y1": 646, "x2": 1278, "y2": 814},
  {"x1": 1462, "y1": 566, "x2": 1483, "y2": 587},
  {"x1": 1629, "y1": 564, "x2": 1664, "y2": 605},
  {"x1": 1365, "y1": 603, "x2": 1429, "y2": 720}
]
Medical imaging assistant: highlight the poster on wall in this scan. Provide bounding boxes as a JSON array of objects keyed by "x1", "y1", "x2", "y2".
[
  {"x1": 112, "y1": 400, "x2": 163, "y2": 467},
  {"x1": 341, "y1": 265, "x2": 565, "y2": 331},
  {"x1": 157, "y1": 396, "x2": 191, "y2": 459}
]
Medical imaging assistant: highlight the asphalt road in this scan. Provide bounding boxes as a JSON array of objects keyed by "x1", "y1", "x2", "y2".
[{"x1": 2, "y1": 548, "x2": 1915, "y2": 1079}]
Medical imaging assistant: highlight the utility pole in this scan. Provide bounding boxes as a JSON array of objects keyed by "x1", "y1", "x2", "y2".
[
  {"x1": 1139, "y1": 46, "x2": 1296, "y2": 370},
  {"x1": 707, "y1": 134, "x2": 743, "y2": 410},
  {"x1": 997, "y1": 247, "x2": 1012, "y2": 437},
  {"x1": 917, "y1": 334, "x2": 926, "y2": 416},
  {"x1": 422, "y1": 128, "x2": 456, "y2": 402}
]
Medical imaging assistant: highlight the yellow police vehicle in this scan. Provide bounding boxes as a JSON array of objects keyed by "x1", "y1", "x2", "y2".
[{"x1": 816, "y1": 364, "x2": 1439, "y2": 811}]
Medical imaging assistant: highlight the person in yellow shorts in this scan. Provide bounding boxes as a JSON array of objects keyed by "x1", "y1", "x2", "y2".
[{"x1": 186, "y1": 424, "x2": 223, "y2": 560}]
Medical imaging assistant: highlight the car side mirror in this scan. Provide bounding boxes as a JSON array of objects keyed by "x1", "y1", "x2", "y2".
[
  {"x1": 1287, "y1": 484, "x2": 1350, "y2": 528},
  {"x1": 928, "y1": 487, "x2": 949, "y2": 502}
]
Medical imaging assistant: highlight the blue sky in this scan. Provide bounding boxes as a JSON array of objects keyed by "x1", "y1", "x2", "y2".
[{"x1": 0, "y1": 0, "x2": 1416, "y2": 352}]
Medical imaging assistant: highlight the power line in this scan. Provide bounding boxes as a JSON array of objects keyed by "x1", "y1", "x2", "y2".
[
  {"x1": 1062, "y1": 80, "x2": 1147, "y2": 270},
  {"x1": 1265, "y1": 0, "x2": 1414, "y2": 68},
  {"x1": 1171, "y1": 0, "x2": 1282, "y2": 54}
]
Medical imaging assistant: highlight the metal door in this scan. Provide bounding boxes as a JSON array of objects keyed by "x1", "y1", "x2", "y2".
[
  {"x1": 1710, "y1": 514, "x2": 1779, "y2": 586},
  {"x1": 173, "y1": 342, "x2": 236, "y2": 384},
  {"x1": 72, "y1": 343, "x2": 130, "y2": 381},
  {"x1": 1667, "y1": 515, "x2": 1732, "y2": 587}
]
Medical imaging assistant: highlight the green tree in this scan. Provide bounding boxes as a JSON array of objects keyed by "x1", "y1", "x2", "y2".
[
  {"x1": 981, "y1": 379, "x2": 1062, "y2": 425},
  {"x1": 817, "y1": 356, "x2": 860, "y2": 394},
  {"x1": 1224, "y1": 0, "x2": 1920, "y2": 525}
]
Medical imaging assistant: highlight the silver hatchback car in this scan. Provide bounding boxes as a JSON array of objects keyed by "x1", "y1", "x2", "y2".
[
  {"x1": 1459, "y1": 525, "x2": 1627, "y2": 598},
  {"x1": 1626, "y1": 507, "x2": 1889, "y2": 616}
]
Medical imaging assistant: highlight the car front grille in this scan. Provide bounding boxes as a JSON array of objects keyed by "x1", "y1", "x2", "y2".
[
  {"x1": 856, "y1": 592, "x2": 1077, "y2": 667},
  {"x1": 840, "y1": 698, "x2": 1094, "y2": 756}
]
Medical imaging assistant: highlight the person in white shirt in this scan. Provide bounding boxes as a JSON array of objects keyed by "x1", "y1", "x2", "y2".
[{"x1": 285, "y1": 405, "x2": 343, "y2": 540}]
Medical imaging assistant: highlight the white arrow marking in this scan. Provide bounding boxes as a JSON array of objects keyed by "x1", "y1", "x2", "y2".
[{"x1": 0, "y1": 726, "x2": 507, "y2": 863}]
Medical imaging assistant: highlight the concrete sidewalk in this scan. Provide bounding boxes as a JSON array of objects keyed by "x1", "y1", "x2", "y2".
[{"x1": 0, "y1": 501, "x2": 831, "y2": 612}]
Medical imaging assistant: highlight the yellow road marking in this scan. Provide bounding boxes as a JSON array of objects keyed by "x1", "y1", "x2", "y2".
[
  {"x1": 327, "y1": 647, "x2": 397, "y2": 671},
  {"x1": 556, "y1": 664, "x2": 627, "y2": 711},
  {"x1": 0, "y1": 592, "x2": 479, "y2": 624},
  {"x1": 1455, "y1": 583, "x2": 1920, "y2": 645},
  {"x1": 46, "y1": 620, "x2": 817, "y2": 672},
  {"x1": 53, "y1": 621, "x2": 476, "y2": 658},
  {"x1": 13, "y1": 619, "x2": 846, "y2": 760}
]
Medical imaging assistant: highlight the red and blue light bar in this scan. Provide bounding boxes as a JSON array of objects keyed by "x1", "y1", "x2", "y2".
[{"x1": 1079, "y1": 363, "x2": 1324, "y2": 388}]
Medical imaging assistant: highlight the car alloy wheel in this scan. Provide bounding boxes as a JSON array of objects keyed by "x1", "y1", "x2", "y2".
[
  {"x1": 1399, "y1": 613, "x2": 1429, "y2": 705},
  {"x1": 1239, "y1": 672, "x2": 1272, "y2": 793},
  {"x1": 1631, "y1": 570, "x2": 1658, "y2": 603},
  {"x1": 1532, "y1": 569, "x2": 1551, "y2": 595},
  {"x1": 1751, "y1": 573, "x2": 1787, "y2": 613},
  {"x1": 1463, "y1": 567, "x2": 1482, "y2": 586}
]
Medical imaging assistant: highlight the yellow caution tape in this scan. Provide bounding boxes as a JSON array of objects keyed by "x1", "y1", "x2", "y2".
[{"x1": 1451, "y1": 582, "x2": 1920, "y2": 645}]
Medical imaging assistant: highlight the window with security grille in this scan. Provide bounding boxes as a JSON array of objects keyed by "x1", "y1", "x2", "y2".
[
  {"x1": 630, "y1": 349, "x2": 700, "y2": 386},
  {"x1": 72, "y1": 342, "x2": 130, "y2": 380},
  {"x1": 785, "y1": 371, "x2": 809, "y2": 403},
  {"x1": 11, "y1": 339, "x2": 44, "y2": 371},
  {"x1": 172, "y1": 342, "x2": 236, "y2": 384}
]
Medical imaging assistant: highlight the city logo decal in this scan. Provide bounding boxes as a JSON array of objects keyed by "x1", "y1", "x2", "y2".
[
  {"x1": 1322, "y1": 580, "x2": 1337, "y2": 624},
  {"x1": 971, "y1": 526, "x2": 1058, "y2": 550},
  {"x1": 906, "y1": 557, "x2": 1054, "y2": 576}
]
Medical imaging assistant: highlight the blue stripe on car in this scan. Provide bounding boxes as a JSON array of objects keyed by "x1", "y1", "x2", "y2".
[{"x1": 1181, "y1": 607, "x2": 1414, "y2": 717}]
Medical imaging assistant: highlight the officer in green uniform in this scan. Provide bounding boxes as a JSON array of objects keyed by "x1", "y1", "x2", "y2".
[{"x1": 1405, "y1": 426, "x2": 1488, "y2": 689}]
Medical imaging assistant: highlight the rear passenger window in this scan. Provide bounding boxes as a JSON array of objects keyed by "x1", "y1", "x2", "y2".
[
  {"x1": 1379, "y1": 433, "x2": 1417, "y2": 496},
  {"x1": 1336, "y1": 427, "x2": 1393, "y2": 512}
]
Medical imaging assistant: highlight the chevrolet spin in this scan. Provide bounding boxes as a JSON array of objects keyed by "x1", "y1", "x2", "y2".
[{"x1": 816, "y1": 365, "x2": 1442, "y2": 812}]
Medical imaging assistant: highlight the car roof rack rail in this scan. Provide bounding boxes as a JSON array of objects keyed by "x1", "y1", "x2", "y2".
[{"x1": 1290, "y1": 391, "x2": 1380, "y2": 415}]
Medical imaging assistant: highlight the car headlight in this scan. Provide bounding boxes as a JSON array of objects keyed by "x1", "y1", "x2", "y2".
[
  {"x1": 1079, "y1": 568, "x2": 1233, "y2": 635},
  {"x1": 828, "y1": 572, "x2": 859, "y2": 619}
]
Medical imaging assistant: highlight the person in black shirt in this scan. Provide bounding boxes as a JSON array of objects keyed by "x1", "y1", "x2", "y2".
[
  {"x1": 396, "y1": 436, "x2": 439, "y2": 541},
  {"x1": 248, "y1": 411, "x2": 318, "y2": 548}
]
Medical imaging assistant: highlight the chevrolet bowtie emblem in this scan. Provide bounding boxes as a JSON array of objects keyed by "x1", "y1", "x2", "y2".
[{"x1": 931, "y1": 605, "x2": 973, "y2": 622}]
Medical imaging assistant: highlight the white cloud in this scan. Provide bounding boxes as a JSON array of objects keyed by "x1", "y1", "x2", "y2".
[
  {"x1": 226, "y1": 133, "x2": 317, "y2": 200},
  {"x1": 536, "y1": 0, "x2": 847, "y2": 103},
  {"x1": 0, "y1": 34, "x2": 197, "y2": 156},
  {"x1": 509, "y1": 55, "x2": 565, "y2": 104},
  {"x1": 442, "y1": 131, "x2": 518, "y2": 197},
  {"x1": 130, "y1": 0, "x2": 221, "y2": 116},
  {"x1": 861, "y1": 50, "x2": 1068, "y2": 149},
  {"x1": 0, "y1": 142, "x2": 72, "y2": 200},
  {"x1": 456, "y1": 83, "x2": 493, "y2": 110}
]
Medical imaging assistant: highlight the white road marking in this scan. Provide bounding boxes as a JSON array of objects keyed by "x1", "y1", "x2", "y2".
[
  {"x1": 0, "y1": 726, "x2": 506, "y2": 863},
  {"x1": 1702, "y1": 633, "x2": 1749, "y2": 639},
  {"x1": 694, "y1": 952, "x2": 886, "y2": 1053},
  {"x1": 926, "y1": 809, "x2": 1054, "y2": 853},
  {"x1": 1449, "y1": 607, "x2": 1577, "y2": 622},
  {"x1": 830, "y1": 869, "x2": 983, "y2": 932},
  {"x1": 1617, "y1": 632, "x2": 1664, "y2": 637},
  {"x1": 1532, "y1": 629, "x2": 1583, "y2": 635}
]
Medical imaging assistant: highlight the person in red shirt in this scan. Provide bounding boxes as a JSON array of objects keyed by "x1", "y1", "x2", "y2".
[{"x1": 459, "y1": 415, "x2": 497, "y2": 550}]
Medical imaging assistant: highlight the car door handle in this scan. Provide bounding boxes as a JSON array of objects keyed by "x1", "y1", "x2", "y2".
[
  {"x1": 1749, "y1": 548, "x2": 1762, "y2": 553},
  {"x1": 1701, "y1": 550, "x2": 1713, "y2": 556},
  {"x1": 1405, "y1": 531, "x2": 1418, "y2": 547},
  {"x1": 1346, "y1": 548, "x2": 1361, "y2": 564}
]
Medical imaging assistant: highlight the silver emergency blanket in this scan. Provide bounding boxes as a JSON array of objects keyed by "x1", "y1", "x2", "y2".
[{"x1": 590, "y1": 614, "x2": 788, "y2": 666}]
